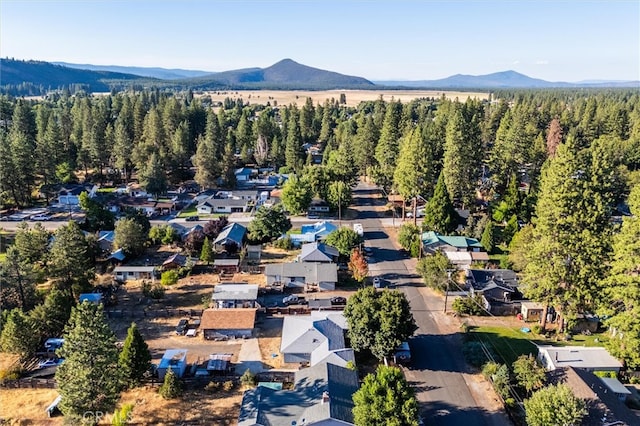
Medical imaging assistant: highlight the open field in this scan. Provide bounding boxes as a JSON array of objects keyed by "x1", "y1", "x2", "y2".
[{"x1": 201, "y1": 89, "x2": 490, "y2": 108}]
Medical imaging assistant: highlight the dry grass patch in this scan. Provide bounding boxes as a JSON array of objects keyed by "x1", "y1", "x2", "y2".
[
  {"x1": 118, "y1": 386, "x2": 242, "y2": 425},
  {"x1": 0, "y1": 388, "x2": 62, "y2": 426},
  {"x1": 201, "y1": 89, "x2": 489, "y2": 108}
]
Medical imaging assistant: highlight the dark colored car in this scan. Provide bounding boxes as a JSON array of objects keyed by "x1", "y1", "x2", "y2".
[
  {"x1": 175, "y1": 319, "x2": 189, "y2": 335},
  {"x1": 185, "y1": 216, "x2": 199, "y2": 222},
  {"x1": 331, "y1": 296, "x2": 347, "y2": 305}
]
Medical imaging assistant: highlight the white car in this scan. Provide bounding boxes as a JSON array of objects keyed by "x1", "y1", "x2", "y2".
[
  {"x1": 31, "y1": 214, "x2": 51, "y2": 221},
  {"x1": 283, "y1": 295, "x2": 300, "y2": 305},
  {"x1": 373, "y1": 277, "x2": 382, "y2": 288},
  {"x1": 38, "y1": 358, "x2": 64, "y2": 369}
]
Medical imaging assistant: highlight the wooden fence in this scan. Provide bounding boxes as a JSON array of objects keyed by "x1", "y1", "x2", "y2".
[
  {"x1": 1, "y1": 377, "x2": 57, "y2": 389},
  {"x1": 106, "y1": 308, "x2": 203, "y2": 319}
]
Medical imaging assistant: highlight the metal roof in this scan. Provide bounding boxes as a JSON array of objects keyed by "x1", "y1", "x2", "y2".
[{"x1": 212, "y1": 284, "x2": 258, "y2": 301}]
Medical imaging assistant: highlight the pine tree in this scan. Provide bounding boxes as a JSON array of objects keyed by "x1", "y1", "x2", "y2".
[
  {"x1": 158, "y1": 367, "x2": 182, "y2": 399},
  {"x1": 285, "y1": 109, "x2": 304, "y2": 172},
  {"x1": 200, "y1": 237, "x2": 214, "y2": 264},
  {"x1": 422, "y1": 171, "x2": 458, "y2": 234},
  {"x1": 49, "y1": 221, "x2": 94, "y2": 296},
  {"x1": 0, "y1": 308, "x2": 38, "y2": 358},
  {"x1": 118, "y1": 322, "x2": 152, "y2": 389},
  {"x1": 374, "y1": 100, "x2": 403, "y2": 190},
  {"x1": 443, "y1": 104, "x2": 477, "y2": 208},
  {"x1": 56, "y1": 302, "x2": 121, "y2": 422},
  {"x1": 193, "y1": 134, "x2": 219, "y2": 190},
  {"x1": 140, "y1": 153, "x2": 168, "y2": 198},
  {"x1": 481, "y1": 220, "x2": 495, "y2": 253},
  {"x1": 281, "y1": 174, "x2": 312, "y2": 215}
]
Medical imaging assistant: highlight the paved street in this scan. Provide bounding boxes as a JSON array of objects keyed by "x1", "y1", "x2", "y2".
[{"x1": 353, "y1": 181, "x2": 510, "y2": 426}]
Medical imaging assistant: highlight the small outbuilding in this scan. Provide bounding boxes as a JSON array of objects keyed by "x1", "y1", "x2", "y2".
[
  {"x1": 157, "y1": 349, "x2": 188, "y2": 380},
  {"x1": 162, "y1": 253, "x2": 188, "y2": 270},
  {"x1": 79, "y1": 293, "x2": 103, "y2": 304},
  {"x1": 520, "y1": 301, "x2": 545, "y2": 322},
  {"x1": 213, "y1": 258, "x2": 240, "y2": 274}
]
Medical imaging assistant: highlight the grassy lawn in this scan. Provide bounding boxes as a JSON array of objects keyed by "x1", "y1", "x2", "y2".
[
  {"x1": 470, "y1": 325, "x2": 610, "y2": 365},
  {"x1": 470, "y1": 325, "x2": 539, "y2": 365},
  {"x1": 0, "y1": 253, "x2": 5, "y2": 262},
  {"x1": 177, "y1": 205, "x2": 198, "y2": 217},
  {"x1": 97, "y1": 187, "x2": 117, "y2": 193},
  {"x1": 287, "y1": 228, "x2": 302, "y2": 235}
]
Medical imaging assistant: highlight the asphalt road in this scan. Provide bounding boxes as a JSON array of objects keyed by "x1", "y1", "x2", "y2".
[{"x1": 353, "y1": 180, "x2": 509, "y2": 426}]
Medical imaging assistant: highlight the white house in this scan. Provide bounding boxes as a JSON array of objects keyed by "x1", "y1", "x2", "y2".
[
  {"x1": 264, "y1": 262, "x2": 338, "y2": 291},
  {"x1": 113, "y1": 266, "x2": 157, "y2": 282},
  {"x1": 537, "y1": 345, "x2": 622, "y2": 373}
]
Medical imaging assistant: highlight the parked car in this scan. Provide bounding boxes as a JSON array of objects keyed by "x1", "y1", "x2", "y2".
[
  {"x1": 330, "y1": 296, "x2": 347, "y2": 305},
  {"x1": 185, "y1": 215, "x2": 199, "y2": 221},
  {"x1": 399, "y1": 248, "x2": 410, "y2": 258},
  {"x1": 30, "y1": 214, "x2": 51, "y2": 221},
  {"x1": 283, "y1": 294, "x2": 306, "y2": 305},
  {"x1": 38, "y1": 358, "x2": 64, "y2": 369},
  {"x1": 175, "y1": 319, "x2": 189, "y2": 335},
  {"x1": 373, "y1": 277, "x2": 383, "y2": 288}
]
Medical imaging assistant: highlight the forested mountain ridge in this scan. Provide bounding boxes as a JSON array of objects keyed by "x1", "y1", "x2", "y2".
[
  {"x1": 0, "y1": 58, "x2": 149, "y2": 95},
  {"x1": 52, "y1": 62, "x2": 214, "y2": 80}
]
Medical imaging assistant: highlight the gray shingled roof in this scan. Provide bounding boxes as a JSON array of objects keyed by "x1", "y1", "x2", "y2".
[
  {"x1": 212, "y1": 284, "x2": 258, "y2": 301},
  {"x1": 264, "y1": 262, "x2": 338, "y2": 283},
  {"x1": 237, "y1": 361, "x2": 359, "y2": 425},
  {"x1": 299, "y1": 242, "x2": 339, "y2": 262}
]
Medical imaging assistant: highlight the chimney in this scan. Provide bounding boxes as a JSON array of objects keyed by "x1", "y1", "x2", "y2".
[
  {"x1": 321, "y1": 391, "x2": 330, "y2": 404},
  {"x1": 555, "y1": 351, "x2": 558, "y2": 362}
]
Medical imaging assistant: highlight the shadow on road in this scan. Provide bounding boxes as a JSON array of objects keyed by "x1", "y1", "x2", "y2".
[{"x1": 420, "y1": 400, "x2": 505, "y2": 426}]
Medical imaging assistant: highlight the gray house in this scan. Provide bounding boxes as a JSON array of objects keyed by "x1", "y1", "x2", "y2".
[
  {"x1": 211, "y1": 283, "x2": 259, "y2": 309},
  {"x1": 280, "y1": 312, "x2": 353, "y2": 367},
  {"x1": 298, "y1": 242, "x2": 339, "y2": 263},
  {"x1": 537, "y1": 345, "x2": 622, "y2": 373},
  {"x1": 197, "y1": 197, "x2": 250, "y2": 214},
  {"x1": 264, "y1": 262, "x2": 338, "y2": 291},
  {"x1": 238, "y1": 361, "x2": 359, "y2": 426}
]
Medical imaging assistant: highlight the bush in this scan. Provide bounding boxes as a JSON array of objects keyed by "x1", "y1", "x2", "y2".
[
  {"x1": 493, "y1": 364, "x2": 511, "y2": 400},
  {"x1": 594, "y1": 370, "x2": 617, "y2": 378},
  {"x1": 222, "y1": 380, "x2": 235, "y2": 392},
  {"x1": 463, "y1": 341, "x2": 491, "y2": 368},
  {"x1": 142, "y1": 281, "x2": 165, "y2": 299},
  {"x1": 158, "y1": 368, "x2": 182, "y2": 399},
  {"x1": 273, "y1": 235, "x2": 294, "y2": 250},
  {"x1": 205, "y1": 381, "x2": 221, "y2": 392},
  {"x1": 482, "y1": 362, "x2": 500, "y2": 380},
  {"x1": 531, "y1": 324, "x2": 543, "y2": 335},
  {"x1": 161, "y1": 270, "x2": 179, "y2": 286},
  {"x1": 0, "y1": 366, "x2": 23, "y2": 383},
  {"x1": 452, "y1": 295, "x2": 487, "y2": 316},
  {"x1": 240, "y1": 369, "x2": 257, "y2": 388}
]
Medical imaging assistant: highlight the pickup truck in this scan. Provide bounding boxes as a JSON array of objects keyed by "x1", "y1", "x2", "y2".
[{"x1": 283, "y1": 294, "x2": 307, "y2": 305}]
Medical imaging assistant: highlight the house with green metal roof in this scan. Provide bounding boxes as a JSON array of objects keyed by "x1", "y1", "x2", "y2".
[{"x1": 421, "y1": 231, "x2": 484, "y2": 254}]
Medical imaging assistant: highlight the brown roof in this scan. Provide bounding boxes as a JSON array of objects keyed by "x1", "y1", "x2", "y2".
[
  {"x1": 547, "y1": 367, "x2": 640, "y2": 426},
  {"x1": 200, "y1": 308, "x2": 256, "y2": 330}
]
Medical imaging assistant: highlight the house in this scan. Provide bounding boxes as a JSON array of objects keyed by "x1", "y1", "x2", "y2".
[
  {"x1": 197, "y1": 197, "x2": 250, "y2": 214},
  {"x1": 234, "y1": 167, "x2": 254, "y2": 182},
  {"x1": 213, "y1": 258, "x2": 240, "y2": 274},
  {"x1": 288, "y1": 221, "x2": 338, "y2": 246},
  {"x1": 78, "y1": 293, "x2": 103, "y2": 304},
  {"x1": 57, "y1": 184, "x2": 97, "y2": 205},
  {"x1": 107, "y1": 248, "x2": 126, "y2": 263},
  {"x1": 113, "y1": 266, "x2": 157, "y2": 282},
  {"x1": 280, "y1": 311, "x2": 354, "y2": 367},
  {"x1": 467, "y1": 268, "x2": 519, "y2": 313},
  {"x1": 298, "y1": 242, "x2": 339, "y2": 263},
  {"x1": 238, "y1": 360, "x2": 359, "y2": 426},
  {"x1": 97, "y1": 231, "x2": 115, "y2": 252},
  {"x1": 200, "y1": 308, "x2": 256, "y2": 339},
  {"x1": 308, "y1": 199, "x2": 331, "y2": 214},
  {"x1": 421, "y1": 231, "x2": 484, "y2": 254},
  {"x1": 213, "y1": 222, "x2": 247, "y2": 250},
  {"x1": 162, "y1": 253, "x2": 188, "y2": 270},
  {"x1": 157, "y1": 349, "x2": 188, "y2": 380},
  {"x1": 117, "y1": 197, "x2": 174, "y2": 217},
  {"x1": 264, "y1": 262, "x2": 338, "y2": 291},
  {"x1": 115, "y1": 183, "x2": 149, "y2": 198},
  {"x1": 520, "y1": 301, "x2": 545, "y2": 322},
  {"x1": 537, "y1": 345, "x2": 622, "y2": 373},
  {"x1": 211, "y1": 283, "x2": 259, "y2": 309},
  {"x1": 547, "y1": 367, "x2": 639, "y2": 426}
]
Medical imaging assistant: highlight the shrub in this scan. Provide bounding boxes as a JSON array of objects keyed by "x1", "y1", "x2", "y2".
[
  {"x1": 158, "y1": 368, "x2": 182, "y2": 399},
  {"x1": 0, "y1": 366, "x2": 23, "y2": 383},
  {"x1": 205, "y1": 381, "x2": 221, "y2": 392},
  {"x1": 142, "y1": 281, "x2": 165, "y2": 299},
  {"x1": 240, "y1": 369, "x2": 257, "y2": 388},
  {"x1": 452, "y1": 295, "x2": 486, "y2": 316},
  {"x1": 594, "y1": 370, "x2": 617, "y2": 378},
  {"x1": 460, "y1": 321, "x2": 471, "y2": 334},
  {"x1": 531, "y1": 324, "x2": 542, "y2": 335},
  {"x1": 222, "y1": 380, "x2": 235, "y2": 392},
  {"x1": 462, "y1": 341, "x2": 490, "y2": 368},
  {"x1": 482, "y1": 362, "x2": 500, "y2": 380},
  {"x1": 493, "y1": 364, "x2": 511, "y2": 400},
  {"x1": 161, "y1": 270, "x2": 179, "y2": 286},
  {"x1": 273, "y1": 235, "x2": 294, "y2": 250}
]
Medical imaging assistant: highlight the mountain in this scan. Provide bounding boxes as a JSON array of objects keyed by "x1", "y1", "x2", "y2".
[
  {"x1": 0, "y1": 58, "x2": 149, "y2": 94},
  {"x1": 374, "y1": 70, "x2": 639, "y2": 89},
  {"x1": 185, "y1": 59, "x2": 375, "y2": 89},
  {"x1": 52, "y1": 62, "x2": 214, "y2": 80}
]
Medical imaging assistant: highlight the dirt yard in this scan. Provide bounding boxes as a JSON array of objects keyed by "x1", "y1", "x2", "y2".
[{"x1": 201, "y1": 89, "x2": 490, "y2": 108}]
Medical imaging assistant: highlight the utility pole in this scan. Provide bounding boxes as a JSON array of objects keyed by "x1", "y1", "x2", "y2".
[
  {"x1": 338, "y1": 183, "x2": 342, "y2": 227},
  {"x1": 444, "y1": 269, "x2": 455, "y2": 313}
]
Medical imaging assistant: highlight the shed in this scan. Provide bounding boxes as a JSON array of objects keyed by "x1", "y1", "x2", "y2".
[
  {"x1": 162, "y1": 253, "x2": 188, "y2": 270},
  {"x1": 213, "y1": 258, "x2": 240, "y2": 274},
  {"x1": 246, "y1": 245, "x2": 262, "y2": 262},
  {"x1": 200, "y1": 308, "x2": 256, "y2": 339},
  {"x1": 206, "y1": 353, "x2": 234, "y2": 373},
  {"x1": 79, "y1": 293, "x2": 103, "y2": 304},
  {"x1": 46, "y1": 395, "x2": 62, "y2": 417},
  {"x1": 521, "y1": 301, "x2": 545, "y2": 321},
  {"x1": 157, "y1": 349, "x2": 188, "y2": 379}
]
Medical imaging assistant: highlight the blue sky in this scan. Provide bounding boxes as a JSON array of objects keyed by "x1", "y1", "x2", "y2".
[{"x1": 2, "y1": 0, "x2": 639, "y2": 82}]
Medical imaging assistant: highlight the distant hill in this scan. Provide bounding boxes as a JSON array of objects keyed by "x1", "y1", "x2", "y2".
[
  {"x1": 375, "y1": 70, "x2": 639, "y2": 89},
  {"x1": 185, "y1": 59, "x2": 375, "y2": 89},
  {"x1": 0, "y1": 58, "x2": 149, "y2": 94},
  {"x1": 52, "y1": 62, "x2": 214, "y2": 80}
]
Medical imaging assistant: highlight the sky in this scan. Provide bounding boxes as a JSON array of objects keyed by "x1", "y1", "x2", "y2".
[{"x1": 1, "y1": 0, "x2": 639, "y2": 82}]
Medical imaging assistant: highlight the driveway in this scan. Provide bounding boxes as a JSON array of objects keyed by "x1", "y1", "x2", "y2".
[{"x1": 352, "y1": 181, "x2": 510, "y2": 426}]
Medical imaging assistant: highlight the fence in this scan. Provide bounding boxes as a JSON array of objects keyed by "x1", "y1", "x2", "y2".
[
  {"x1": 106, "y1": 308, "x2": 203, "y2": 319},
  {"x1": 1, "y1": 377, "x2": 57, "y2": 389}
]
